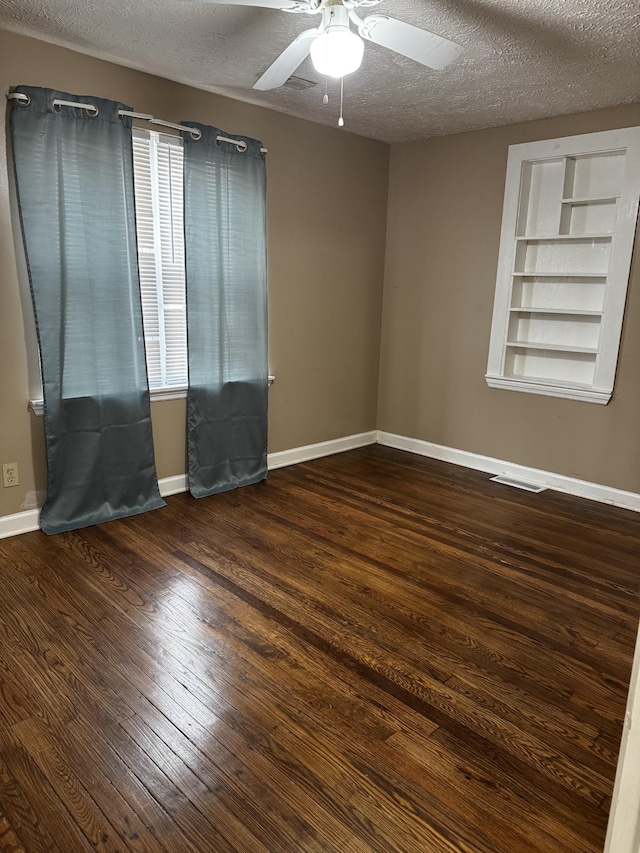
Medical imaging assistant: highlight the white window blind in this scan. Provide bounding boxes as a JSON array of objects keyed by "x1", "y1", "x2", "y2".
[{"x1": 132, "y1": 129, "x2": 187, "y2": 390}]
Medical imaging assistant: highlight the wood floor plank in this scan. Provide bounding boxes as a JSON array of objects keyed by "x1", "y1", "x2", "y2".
[
  {"x1": 174, "y1": 542, "x2": 613, "y2": 806},
  {"x1": 180, "y1": 513, "x2": 611, "y2": 756},
  {"x1": 248, "y1": 472, "x2": 637, "y2": 700},
  {"x1": 0, "y1": 736, "x2": 88, "y2": 851},
  {"x1": 0, "y1": 445, "x2": 637, "y2": 852},
  {"x1": 247, "y1": 478, "x2": 633, "y2": 661},
  {"x1": 157, "y1": 579, "x2": 612, "y2": 848},
  {"x1": 11, "y1": 719, "x2": 131, "y2": 853},
  {"x1": 152, "y1": 590, "x2": 595, "y2": 853},
  {"x1": 0, "y1": 805, "x2": 25, "y2": 853},
  {"x1": 8, "y1": 538, "x2": 374, "y2": 850}
]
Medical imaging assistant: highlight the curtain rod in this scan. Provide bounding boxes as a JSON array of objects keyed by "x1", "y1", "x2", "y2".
[{"x1": 6, "y1": 92, "x2": 268, "y2": 154}]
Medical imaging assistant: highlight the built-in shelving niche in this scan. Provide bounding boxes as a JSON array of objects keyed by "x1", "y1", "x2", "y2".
[{"x1": 486, "y1": 128, "x2": 640, "y2": 404}]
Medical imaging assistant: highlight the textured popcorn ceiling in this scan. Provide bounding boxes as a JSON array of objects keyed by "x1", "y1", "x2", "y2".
[{"x1": 1, "y1": 0, "x2": 639, "y2": 142}]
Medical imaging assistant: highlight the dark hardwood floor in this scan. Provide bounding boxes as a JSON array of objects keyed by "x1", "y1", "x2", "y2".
[{"x1": 0, "y1": 445, "x2": 638, "y2": 852}]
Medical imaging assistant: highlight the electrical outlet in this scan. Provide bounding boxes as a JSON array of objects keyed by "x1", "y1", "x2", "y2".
[{"x1": 2, "y1": 463, "x2": 19, "y2": 488}]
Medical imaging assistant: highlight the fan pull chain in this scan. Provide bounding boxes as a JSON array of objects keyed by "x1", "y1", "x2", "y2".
[
  {"x1": 323, "y1": 76, "x2": 328, "y2": 106},
  {"x1": 338, "y1": 77, "x2": 344, "y2": 127}
]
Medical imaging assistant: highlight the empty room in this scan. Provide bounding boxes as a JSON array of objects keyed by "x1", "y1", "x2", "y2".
[{"x1": 0, "y1": 0, "x2": 639, "y2": 850}]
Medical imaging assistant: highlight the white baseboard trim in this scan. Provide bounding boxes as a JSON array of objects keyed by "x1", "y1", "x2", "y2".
[
  {"x1": 0, "y1": 474, "x2": 192, "y2": 539},
  {"x1": 0, "y1": 508, "x2": 40, "y2": 539},
  {"x1": 159, "y1": 474, "x2": 188, "y2": 497},
  {"x1": 267, "y1": 431, "x2": 378, "y2": 470},
  {"x1": 157, "y1": 431, "x2": 378, "y2": 495},
  {"x1": 377, "y1": 430, "x2": 640, "y2": 513},
  {"x1": 0, "y1": 431, "x2": 378, "y2": 539},
  {"x1": 6, "y1": 428, "x2": 630, "y2": 538}
]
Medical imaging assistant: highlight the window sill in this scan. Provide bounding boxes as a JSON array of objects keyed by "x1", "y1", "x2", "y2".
[{"x1": 29, "y1": 375, "x2": 276, "y2": 416}]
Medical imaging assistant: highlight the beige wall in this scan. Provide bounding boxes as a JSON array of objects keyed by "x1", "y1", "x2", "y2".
[
  {"x1": 0, "y1": 29, "x2": 389, "y2": 517},
  {"x1": 379, "y1": 104, "x2": 640, "y2": 493}
]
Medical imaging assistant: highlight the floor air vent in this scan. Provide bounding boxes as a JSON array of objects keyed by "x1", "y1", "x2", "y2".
[{"x1": 490, "y1": 475, "x2": 547, "y2": 493}]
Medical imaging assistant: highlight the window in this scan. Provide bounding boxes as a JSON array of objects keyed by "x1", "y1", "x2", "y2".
[
  {"x1": 29, "y1": 126, "x2": 273, "y2": 416},
  {"x1": 486, "y1": 127, "x2": 640, "y2": 404},
  {"x1": 132, "y1": 129, "x2": 187, "y2": 391}
]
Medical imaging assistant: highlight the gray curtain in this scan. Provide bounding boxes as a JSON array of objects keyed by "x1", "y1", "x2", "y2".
[
  {"x1": 182, "y1": 123, "x2": 268, "y2": 498},
  {"x1": 10, "y1": 86, "x2": 165, "y2": 534}
]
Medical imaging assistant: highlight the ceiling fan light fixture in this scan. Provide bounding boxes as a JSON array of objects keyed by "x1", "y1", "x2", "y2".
[{"x1": 310, "y1": 26, "x2": 364, "y2": 78}]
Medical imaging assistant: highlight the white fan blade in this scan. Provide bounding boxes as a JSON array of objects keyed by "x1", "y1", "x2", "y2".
[
  {"x1": 254, "y1": 28, "x2": 317, "y2": 90},
  {"x1": 197, "y1": 0, "x2": 305, "y2": 9},
  {"x1": 360, "y1": 15, "x2": 463, "y2": 70}
]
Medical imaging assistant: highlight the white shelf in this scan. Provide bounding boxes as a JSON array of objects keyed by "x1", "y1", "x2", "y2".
[
  {"x1": 508, "y1": 308, "x2": 603, "y2": 316},
  {"x1": 516, "y1": 233, "x2": 612, "y2": 241},
  {"x1": 561, "y1": 196, "x2": 619, "y2": 204},
  {"x1": 505, "y1": 341, "x2": 598, "y2": 355},
  {"x1": 511, "y1": 271, "x2": 607, "y2": 278}
]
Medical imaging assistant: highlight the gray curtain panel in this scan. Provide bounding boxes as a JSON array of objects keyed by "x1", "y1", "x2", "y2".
[
  {"x1": 182, "y1": 123, "x2": 268, "y2": 498},
  {"x1": 10, "y1": 86, "x2": 165, "y2": 534}
]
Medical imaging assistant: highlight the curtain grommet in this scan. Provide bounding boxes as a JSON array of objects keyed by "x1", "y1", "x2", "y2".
[
  {"x1": 18, "y1": 94, "x2": 31, "y2": 106},
  {"x1": 190, "y1": 129, "x2": 202, "y2": 141},
  {"x1": 236, "y1": 141, "x2": 248, "y2": 153},
  {"x1": 53, "y1": 101, "x2": 99, "y2": 116}
]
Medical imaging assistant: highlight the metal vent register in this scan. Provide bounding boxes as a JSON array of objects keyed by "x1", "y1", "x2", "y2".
[{"x1": 490, "y1": 475, "x2": 547, "y2": 493}]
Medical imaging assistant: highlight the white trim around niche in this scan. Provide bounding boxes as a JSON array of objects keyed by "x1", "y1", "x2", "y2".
[{"x1": 485, "y1": 375, "x2": 611, "y2": 404}]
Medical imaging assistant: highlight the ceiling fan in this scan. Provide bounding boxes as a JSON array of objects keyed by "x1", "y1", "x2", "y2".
[{"x1": 199, "y1": 0, "x2": 463, "y2": 91}]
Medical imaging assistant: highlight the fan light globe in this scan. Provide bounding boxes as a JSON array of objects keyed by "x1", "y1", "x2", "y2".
[{"x1": 310, "y1": 27, "x2": 364, "y2": 78}]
